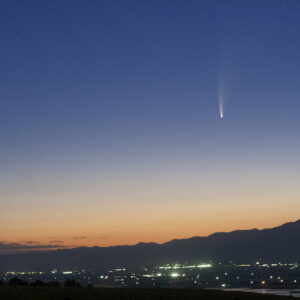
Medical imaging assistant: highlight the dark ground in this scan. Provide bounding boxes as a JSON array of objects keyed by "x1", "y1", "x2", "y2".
[{"x1": 0, "y1": 287, "x2": 294, "y2": 300}]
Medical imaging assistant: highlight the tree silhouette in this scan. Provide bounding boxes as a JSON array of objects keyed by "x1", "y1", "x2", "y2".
[
  {"x1": 30, "y1": 280, "x2": 46, "y2": 287},
  {"x1": 64, "y1": 279, "x2": 81, "y2": 287},
  {"x1": 8, "y1": 278, "x2": 28, "y2": 286},
  {"x1": 46, "y1": 281, "x2": 61, "y2": 287}
]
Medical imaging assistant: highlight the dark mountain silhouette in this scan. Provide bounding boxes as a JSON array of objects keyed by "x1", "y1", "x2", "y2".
[{"x1": 1, "y1": 220, "x2": 300, "y2": 272}]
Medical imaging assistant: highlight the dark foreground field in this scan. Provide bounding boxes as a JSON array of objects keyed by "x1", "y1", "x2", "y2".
[{"x1": 0, "y1": 287, "x2": 294, "y2": 300}]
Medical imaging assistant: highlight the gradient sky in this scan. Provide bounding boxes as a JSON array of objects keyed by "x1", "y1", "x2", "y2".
[{"x1": 1, "y1": 0, "x2": 300, "y2": 252}]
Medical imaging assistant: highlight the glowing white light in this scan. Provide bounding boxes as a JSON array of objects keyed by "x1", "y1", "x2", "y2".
[
  {"x1": 218, "y1": 92, "x2": 224, "y2": 119},
  {"x1": 159, "y1": 266, "x2": 171, "y2": 270},
  {"x1": 197, "y1": 264, "x2": 212, "y2": 268},
  {"x1": 142, "y1": 274, "x2": 154, "y2": 278},
  {"x1": 182, "y1": 265, "x2": 196, "y2": 269}
]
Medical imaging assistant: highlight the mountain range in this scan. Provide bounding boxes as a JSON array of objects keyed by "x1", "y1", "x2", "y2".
[{"x1": 1, "y1": 220, "x2": 300, "y2": 272}]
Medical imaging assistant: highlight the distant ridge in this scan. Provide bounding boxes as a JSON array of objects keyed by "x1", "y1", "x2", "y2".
[{"x1": 1, "y1": 219, "x2": 300, "y2": 272}]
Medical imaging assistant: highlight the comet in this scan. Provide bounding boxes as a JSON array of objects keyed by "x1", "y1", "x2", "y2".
[{"x1": 218, "y1": 91, "x2": 224, "y2": 119}]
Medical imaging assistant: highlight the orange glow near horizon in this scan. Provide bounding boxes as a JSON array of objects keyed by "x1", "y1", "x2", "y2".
[
  {"x1": 1, "y1": 195, "x2": 299, "y2": 250},
  {"x1": 1, "y1": 149, "x2": 300, "y2": 252}
]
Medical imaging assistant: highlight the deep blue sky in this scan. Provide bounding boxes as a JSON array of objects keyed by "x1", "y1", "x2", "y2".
[{"x1": 1, "y1": 0, "x2": 300, "y2": 248}]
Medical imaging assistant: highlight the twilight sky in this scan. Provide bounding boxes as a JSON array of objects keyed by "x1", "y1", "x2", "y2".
[{"x1": 1, "y1": 0, "x2": 300, "y2": 252}]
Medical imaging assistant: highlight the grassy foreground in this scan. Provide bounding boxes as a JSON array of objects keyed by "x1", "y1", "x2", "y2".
[{"x1": 0, "y1": 287, "x2": 294, "y2": 300}]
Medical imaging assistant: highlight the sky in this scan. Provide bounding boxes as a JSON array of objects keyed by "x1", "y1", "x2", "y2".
[{"x1": 1, "y1": 0, "x2": 300, "y2": 253}]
